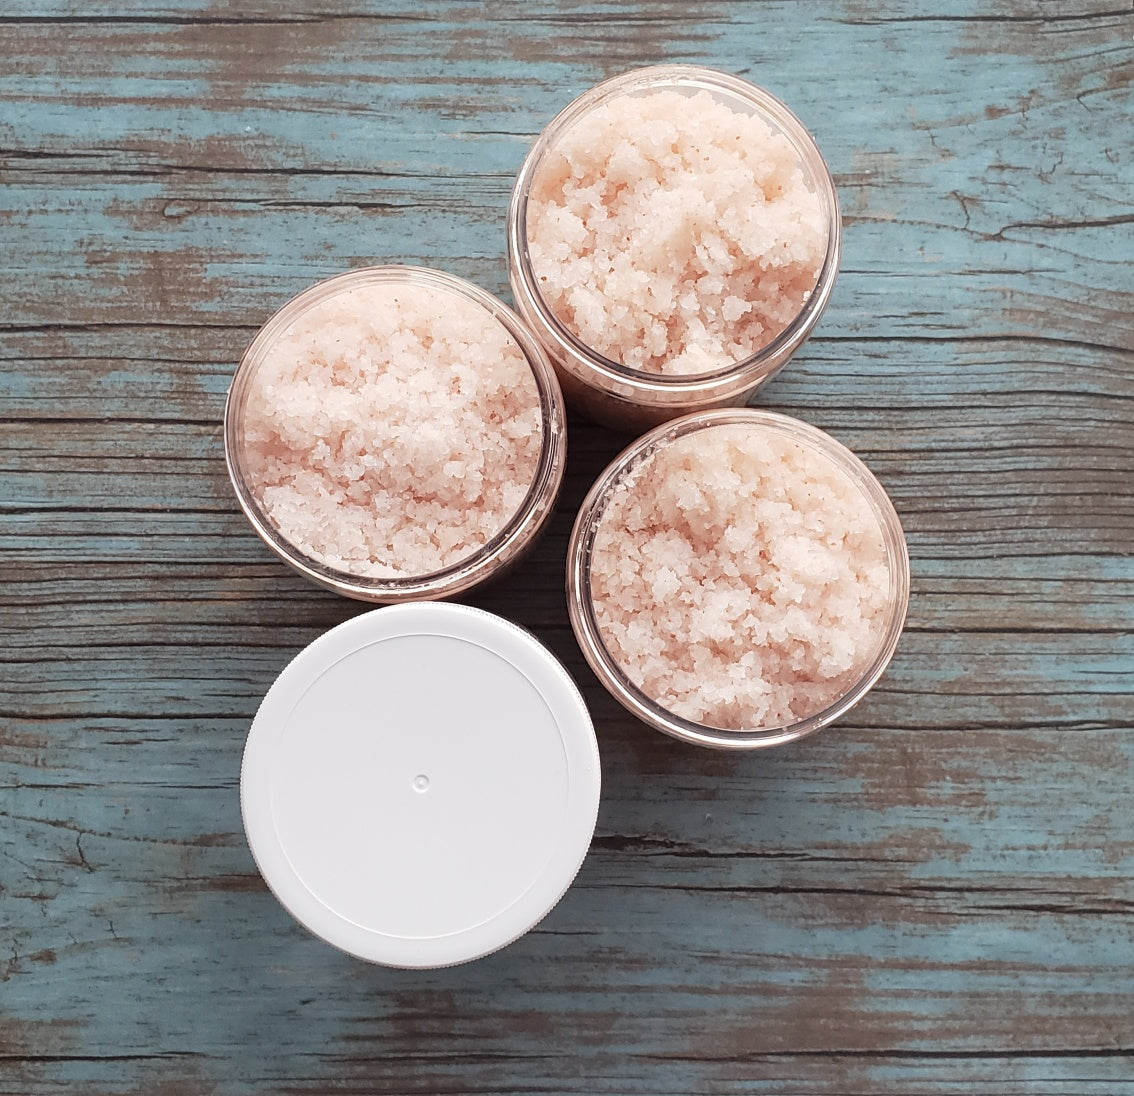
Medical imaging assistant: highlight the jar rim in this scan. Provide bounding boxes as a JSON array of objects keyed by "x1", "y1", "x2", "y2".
[
  {"x1": 507, "y1": 65, "x2": 842, "y2": 400},
  {"x1": 224, "y1": 265, "x2": 566, "y2": 602},
  {"x1": 566, "y1": 408, "x2": 910, "y2": 749}
]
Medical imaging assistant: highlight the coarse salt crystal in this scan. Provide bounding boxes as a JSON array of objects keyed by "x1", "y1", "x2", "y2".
[
  {"x1": 527, "y1": 89, "x2": 826, "y2": 376},
  {"x1": 241, "y1": 281, "x2": 543, "y2": 579},
  {"x1": 589, "y1": 424, "x2": 889, "y2": 730}
]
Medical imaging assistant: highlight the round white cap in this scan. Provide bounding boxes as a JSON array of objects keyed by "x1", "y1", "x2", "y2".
[{"x1": 241, "y1": 602, "x2": 600, "y2": 968}]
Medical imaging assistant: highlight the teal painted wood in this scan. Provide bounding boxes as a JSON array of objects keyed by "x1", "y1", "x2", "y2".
[{"x1": 1, "y1": 1, "x2": 1132, "y2": 1093}]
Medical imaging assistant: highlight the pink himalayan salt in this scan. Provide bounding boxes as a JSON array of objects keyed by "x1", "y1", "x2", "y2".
[
  {"x1": 589, "y1": 425, "x2": 889, "y2": 730},
  {"x1": 527, "y1": 88, "x2": 826, "y2": 376},
  {"x1": 242, "y1": 281, "x2": 542, "y2": 578}
]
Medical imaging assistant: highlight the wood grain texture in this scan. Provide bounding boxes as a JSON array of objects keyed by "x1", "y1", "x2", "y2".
[{"x1": 1, "y1": 0, "x2": 1132, "y2": 1093}]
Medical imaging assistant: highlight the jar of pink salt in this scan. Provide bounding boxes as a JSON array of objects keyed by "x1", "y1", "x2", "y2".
[
  {"x1": 567, "y1": 410, "x2": 909, "y2": 749},
  {"x1": 224, "y1": 267, "x2": 566, "y2": 602},
  {"x1": 507, "y1": 66, "x2": 841, "y2": 432}
]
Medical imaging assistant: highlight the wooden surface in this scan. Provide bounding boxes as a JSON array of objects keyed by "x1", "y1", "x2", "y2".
[{"x1": 2, "y1": 1, "x2": 1132, "y2": 1093}]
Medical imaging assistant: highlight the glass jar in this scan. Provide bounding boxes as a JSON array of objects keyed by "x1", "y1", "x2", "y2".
[
  {"x1": 508, "y1": 65, "x2": 842, "y2": 432},
  {"x1": 224, "y1": 266, "x2": 566, "y2": 602},
  {"x1": 567, "y1": 409, "x2": 909, "y2": 749}
]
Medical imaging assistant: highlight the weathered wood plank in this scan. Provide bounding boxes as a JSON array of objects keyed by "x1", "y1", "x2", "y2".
[
  {"x1": 0, "y1": 6, "x2": 1129, "y2": 346},
  {"x1": 3, "y1": 550, "x2": 1132, "y2": 637},
  {"x1": 6, "y1": 707, "x2": 1134, "y2": 884},
  {"x1": 1, "y1": 327, "x2": 1131, "y2": 419}
]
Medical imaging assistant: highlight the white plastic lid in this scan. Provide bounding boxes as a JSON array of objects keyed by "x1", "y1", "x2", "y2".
[{"x1": 240, "y1": 602, "x2": 600, "y2": 968}]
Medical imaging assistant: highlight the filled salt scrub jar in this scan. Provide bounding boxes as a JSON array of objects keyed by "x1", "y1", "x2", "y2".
[
  {"x1": 508, "y1": 65, "x2": 841, "y2": 431},
  {"x1": 225, "y1": 267, "x2": 566, "y2": 602},
  {"x1": 567, "y1": 410, "x2": 909, "y2": 750}
]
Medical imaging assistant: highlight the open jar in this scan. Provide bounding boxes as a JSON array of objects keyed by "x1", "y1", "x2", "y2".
[
  {"x1": 508, "y1": 65, "x2": 841, "y2": 431},
  {"x1": 567, "y1": 410, "x2": 909, "y2": 749},
  {"x1": 224, "y1": 266, "x2": 566, "y2": 602}
]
